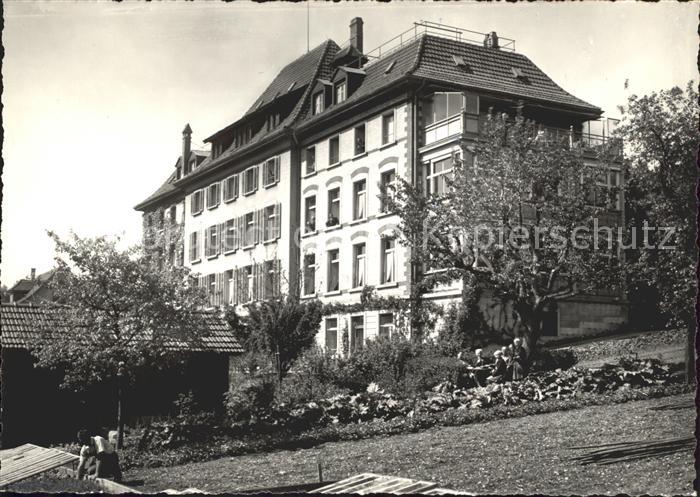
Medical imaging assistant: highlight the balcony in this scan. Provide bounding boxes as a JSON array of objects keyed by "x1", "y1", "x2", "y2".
[{"x1": 421, "y1": 113, "x2": 622, "y2": 160}]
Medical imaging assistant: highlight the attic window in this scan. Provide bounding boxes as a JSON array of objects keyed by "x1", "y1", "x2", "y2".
[
  {"x1": 255, "y1": 99, "x2": 264, "y2": 110},
  {"x1": 452, "y1": 55, "x2": 468, "y2": 68},
  {"x1": 384, "y1": 60, "x2": 396, "y2": 74},
  {"x1": 511, "y1": 67, "x2": 526, "y2": 79},
  {"x1": 288, "y1": 81, "x2": 296, "y2": 91}
]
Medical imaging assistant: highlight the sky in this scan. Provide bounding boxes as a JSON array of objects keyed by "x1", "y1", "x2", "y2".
[{"x1": 2, "y1": 1, "x2": 697, "y2": 286}]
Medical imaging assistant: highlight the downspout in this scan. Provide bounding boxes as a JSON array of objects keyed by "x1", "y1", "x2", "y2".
[{"x1": 287, "y1": 126, "x2": 302, "y2": 299}]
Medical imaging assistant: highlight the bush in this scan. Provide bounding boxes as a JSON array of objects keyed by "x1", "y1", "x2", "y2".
[
  {"x1": 530, "y1": 348, "x2": 577, "y2": 372},
  {"x1": 334, "y1": 335, "x2": 421, "y2": 394},
  {"x1": 224, "y1": 377, "x2": 276, "y2": 424},
  {"x1": 404, "y1": 354, "x2": 467, "y2": 395},
  {"x1": 276, "y1": 347, "x2": 349, "y2": 405}
]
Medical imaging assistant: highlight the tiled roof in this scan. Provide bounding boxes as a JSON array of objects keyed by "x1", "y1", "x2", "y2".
[
  {"x1": 0, "y1": 304, "x2": 243, "y2": 354},
  {"x1": 244, "y1": 40, "x2": 335, "y2": 115},
  {"x1": 134, "y1": 150, "x2": 208, "y2": 211},
  {"x1": 9, "y1": 269, "x2": 55, "y2": 293},
  {"x1": 412, "y1": 35, "x2": 601, "y2": 114},
  {"x1": 178, "y1": 40, "x2": 340, "y2": 186},
  {"x1": 298, "y1": 37, "x2": 424, "y2": 126}
]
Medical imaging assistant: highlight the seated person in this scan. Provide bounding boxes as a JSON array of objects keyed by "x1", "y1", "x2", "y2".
[
  {"x1": 76, "y1": 429, "x2": 123, "y2": 482},
  {"x1": 467, "y1": 349, "x2": 488, "y2": 387},
  {"x1": 486, "y1": 350, "x2": 508, "y2": 384}
]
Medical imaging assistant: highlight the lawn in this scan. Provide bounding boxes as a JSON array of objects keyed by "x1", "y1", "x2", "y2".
[{"x1": 127, "y1": 392, "x2": 695, "y2": 495}]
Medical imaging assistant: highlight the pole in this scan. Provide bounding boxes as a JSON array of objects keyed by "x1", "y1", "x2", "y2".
[
  {"x1": 306, "y1": 0, "x2": 310, "y2": 53},
  {"x1": 116, "y1": 361, "x2": 126, "y2": 449}
]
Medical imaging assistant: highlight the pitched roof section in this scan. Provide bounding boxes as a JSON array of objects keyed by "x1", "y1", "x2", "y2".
[
  {"x1": 134, "y1": 150, "x2": 208, "y2": 211},
  {"x1": 0, "y1": 304, "x2": 243, "y2": 353},
  {"x1": 412, "y1": 35, "x2": 601, "y2": 115},
  {"x1": 181, "y1": 40, "x2": 340, "y2": 184},
  {"x1": 244, "y1": 40, "x2": 334, "y2": 115}
]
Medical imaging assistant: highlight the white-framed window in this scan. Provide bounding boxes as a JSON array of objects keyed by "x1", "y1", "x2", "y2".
[
  {"x1": 382, "y1": 111, "x2": 395, "y2": 145},
  {"x1": 424, "y1": 155, "x2": 456, "y2": 195},
  {"x1": 380, "y1": 169, "x2": 396, "y2": 213},
  {"x1": 325, "y1": 317, "x2": 338, "y2": 353},
  {"x1": 327, "y1": 187, "x2": 340, "y2": 227},
  {"x1": 245, "y1": 265, "x2": 254, "y2": 302},
  {"x1": 303, "y1": 253, "x2": 316, "y2": 296},
  {"x1": 225, "y1": 269, "x2": 235, "y2": 305},
  {"x1": 189, "y1": 231, "x2": 200, "y2": 262},
  {"x1": 334, "y1": 81, "x2": 346, "y2": 104},
  {"x1": 169, "y1": 205, "x2": 177, "y2": 224},
  {"x1": 224, "y1": 218, "x2": 238, "y2": 253},
  {"x1": 263, "y1": 260, "x2": 277, "y2": 299},
  {"x1": 223, "y1": 174, "x2": 239, "y2": 202},
  {"x1": 304, "y1": 195, "x2": 316, "y2": 233},
  {"x1": 352, "y1": 242, "x2": 366, "y2": 288},
  {"x1": 244, "y1": 212, "x2": 255, "y2": 246},
  {"x1": 243, "y1": 166, "x2": 258, "y2": 195},
  {"x1": 205, "y1": 225, "x2": 219, "y2": 258},
  {"x1": 327, "y1": 248, "x2": 340, "y2": 292},
  {"x1": 329, "y1": 135, "x2": 340, "y2": 165},
  {"x1": 313, "y1": 92, "x2": 324, "y2": 114},
  {"x1": 207, "y1": 273, "x2": 216, "y2": 307},
  {"x1": 190, "y1": 190, "x2": 204, "y2": 215},
  {"x1": 262, "y1": 157, "x2": 280, "y2": 187},
  {"x1": 263, "y1": 204, "x2": 279, "y2": 242},
  {"x1": 381, "y1": 237, "x2": 396, "y2": 284},
  {"x1": 207, "y1": 183, "x2": 220, "y2": 209},
  {"x1": 423, "y1": 92, "x2": 462, "y2": 126},
  {"x1": 353, "y1": 179, "x2": 366, "y2": 220},
  {"x1": 351, "y1": 315, "x2": 364, "y2": 353},
  {"x1": 379, "y1": 313, "x2": 394, "y2": 339},
  {"x1": 585, "y1": 167, "x2": 622, "y2": 210},
  {"x1": 305, "y1": 147, "x2": 316, "y2": 175},
  {"x1": 354, "y1": 124, "x2": 366, "y2": 156}
]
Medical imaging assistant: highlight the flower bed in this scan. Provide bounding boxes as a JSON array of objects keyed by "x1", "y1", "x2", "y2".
[{"x1": 118, "y1": 358, "x2": 688, "y2": 470}]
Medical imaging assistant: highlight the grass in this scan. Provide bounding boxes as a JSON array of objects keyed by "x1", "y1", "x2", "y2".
[{"x1": 127, "y1": 392, "x2": 695, "y2": 495}]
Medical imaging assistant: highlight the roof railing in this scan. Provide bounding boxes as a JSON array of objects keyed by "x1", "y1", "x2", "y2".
[{"x1": 348, "y1": 20, "x2": 516, "y2": 68}]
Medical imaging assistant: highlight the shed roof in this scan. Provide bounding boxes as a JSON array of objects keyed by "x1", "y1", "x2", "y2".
[{"x1": 0, "y1": 304, "x2": 243, "y2": 354}]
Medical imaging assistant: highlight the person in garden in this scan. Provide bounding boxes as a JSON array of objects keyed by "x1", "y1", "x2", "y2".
[
  {"x1": 511, "y1": 338, "x2": 528, "y2": 380},
  {"x1": 76, "y1": 430, "x2": 123, "y2": 482},
  {"x1": 487, "y1": 350, "x2": 508, "y2": 383},
  {"x1": 502, "y1": 346, "x2": 514, "y2": 381}
]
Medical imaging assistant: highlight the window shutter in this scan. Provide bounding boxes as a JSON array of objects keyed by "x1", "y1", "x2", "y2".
[
  {"x1": 274, "y1": 203, "x2": 281, "y2": 239},
  {"x1": 275, "y1": 157, "x2": 280, "y2": 183},
  {"x1": 234, "y1": 217, "x2": 242, "y2": 250},
  {"x1": 254, "y1": 209, "x2": 262, "y2": 245},
  {"x1": 253, "y1": 166, "x2": 259, "y2": 191},
  {"x1": 252, "y1": 264, "x2": 259, "y2": 301},
  {"x1": 218, "y1": 223, "x2": 225, "y2": 254},
  {"x1": 273, "y1": 259, "x2": 281, "y2": 296}
]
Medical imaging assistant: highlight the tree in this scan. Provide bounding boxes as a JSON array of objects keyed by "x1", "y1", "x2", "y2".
[
  {"x1": 28, "y1": 232, "x2": 210, "y2": 448},
  {"x1": 616, "y1": 81, "x2": 698, "y2": 383},
  {"x1": 227, "y1": 295, "x2": 323, "y2": 386},
  {"x1": 392, "y1": 112, "x2": 622, "y2": 356}
]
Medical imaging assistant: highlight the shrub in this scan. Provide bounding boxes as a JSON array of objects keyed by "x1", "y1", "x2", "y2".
[
  {"x1": 276, "y1": 347, "x2": 349, "y2": 405},
  {"x1": 529, "y1": 348, "x2": 577, "y2": 372},
  {"x1": 334, "y1": 335, "x2": 421, "y2": 394},
  {"x1": 404, "y1": 354, "x2": 467, "y2": 395},
  {"x1": 224, "y1": 377, "x2": 276, "y2": 424}
]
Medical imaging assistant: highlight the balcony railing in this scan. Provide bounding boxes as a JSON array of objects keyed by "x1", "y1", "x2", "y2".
[{"x1": 343, "y1": 20, "x2": 516, "y2": 69}]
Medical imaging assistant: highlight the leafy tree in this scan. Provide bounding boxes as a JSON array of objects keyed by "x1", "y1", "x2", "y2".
[
  {"x1": 616, "y1": 81, "x2": 698, "y2": 383},
  {"x1": 29, "y1": 232, "x2": 210, "y2": 447},
  {"x1": 392, "y1": 112, "x2": 622, "y2": 356},
  {"x1": 227, "y1": 295, "x2": 323, "y2": 386}
]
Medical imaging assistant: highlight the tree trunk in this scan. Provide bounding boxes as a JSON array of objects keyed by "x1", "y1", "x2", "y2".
[
  {"x1": 514, "y1": 302, "x2": 542, "y2": 359},
  {"x1": 116, "y1": 383, "x2": 124, "y2": 449},
  {"x1": 685, "y1": 319, "x2": 696, "y2": 384}
]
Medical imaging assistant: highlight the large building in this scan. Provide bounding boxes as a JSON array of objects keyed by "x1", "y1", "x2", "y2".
[{"x1": 135, "y1": 19, "x2": 626, "y2": 349}]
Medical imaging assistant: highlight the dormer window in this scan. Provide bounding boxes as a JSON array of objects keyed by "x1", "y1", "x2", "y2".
[
  {"x1": 384, "y1": 60, "x2": 396, "y2": 74},
  {"x1": 452, "y1": 55, "x2": 468, "y2": 68},
  {"x1": 334, "y1": 81, "x2": 347, "y2": 104},
  {"x1": 511, "y1": 67, "x2": 528, "y2": 82},
  {"x1": 313, "y1": 92, "x2": 324, "y2": 115}
]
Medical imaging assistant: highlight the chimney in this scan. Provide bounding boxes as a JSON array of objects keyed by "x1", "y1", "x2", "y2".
[
  {"x1": 182, "y1": 124, "x2": 192, "y2": 175},
  {"x1": 30, "y1": 268, "x2": 36, "y2": 280},
  {"x1": 484, "y1": 31, "x2": 499, "y2": 49},
  {"x1": 350, "y1": 17, "x2": 363, "y2": 53}
]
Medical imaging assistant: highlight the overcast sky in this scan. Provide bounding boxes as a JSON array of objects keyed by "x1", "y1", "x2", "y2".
[{"x1": 2, "y1": 1, "x2": 697, "y2": 286}]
